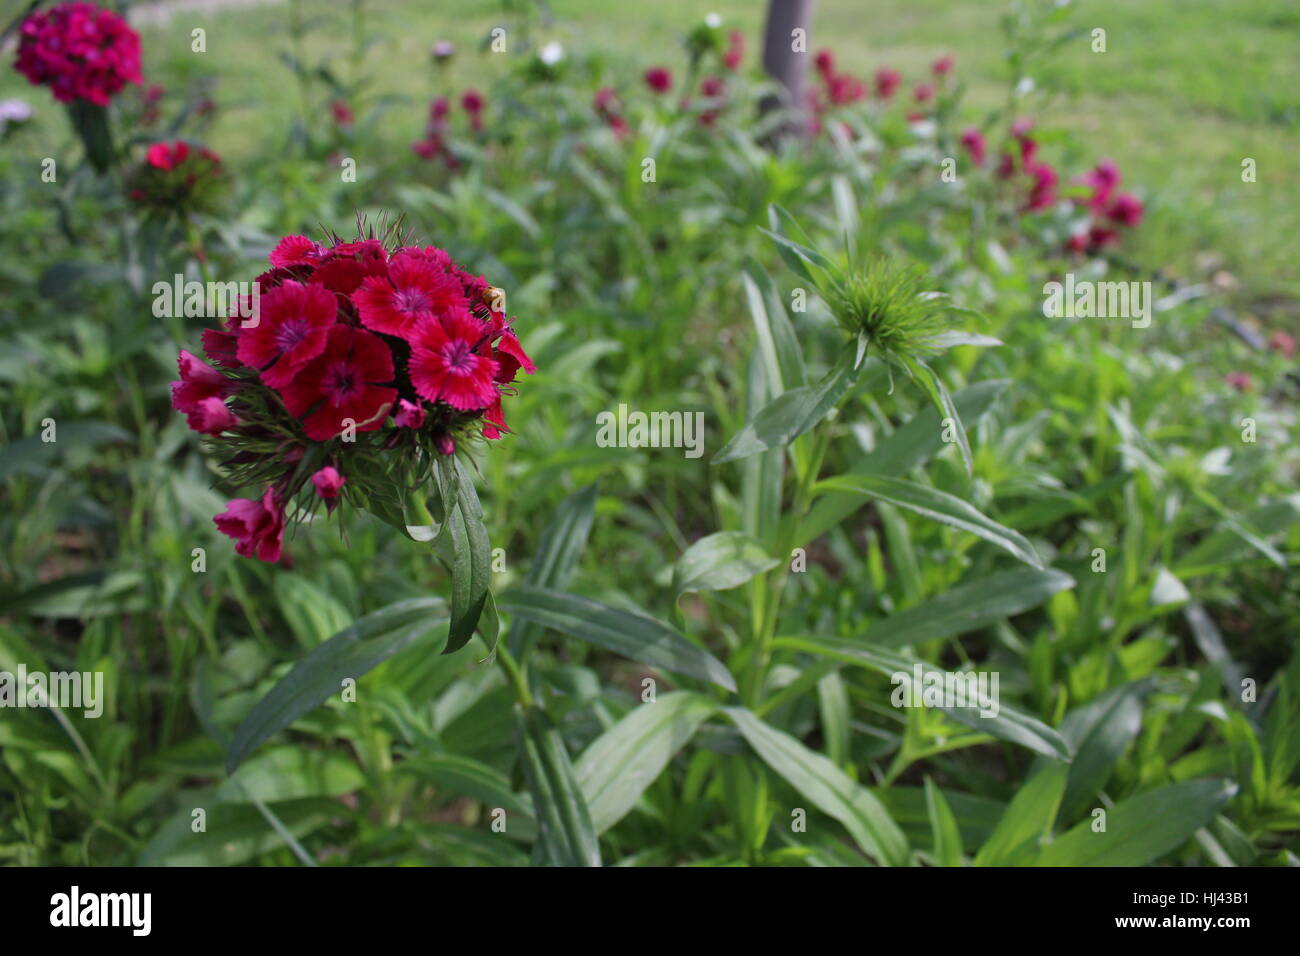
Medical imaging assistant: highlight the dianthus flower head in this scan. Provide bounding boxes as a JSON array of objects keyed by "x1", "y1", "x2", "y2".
[
  {"x1": 14, "y1": 2, "x2": 142, "y2": 106},
  {"x1": 172, "y1": 221, "x2": 536, "y2": 563}
]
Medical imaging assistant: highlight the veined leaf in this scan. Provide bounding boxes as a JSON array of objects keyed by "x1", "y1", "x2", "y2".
[
  {"x1": 724, "y1": 707, "x2": 909, "y2": 865},
  {"x1": 974, "y1": 764, "x2": 1068, "y2": 866},
  {"x1": 713, "y1": 352, "x2": 861, "y2": 464},
  {"x1": 575, "y1": 692, "x2": 716, "y2": 833},
  {"x1": 1034, "y1": 780, "x2": 1236, "y2": 866},
  {"x1": 509, "y1": 483, "x2": 598, "y2": 657},
  {"x1": 924, "y1": 777, "x2": 965, "y2": 866},
  {"x1": 516, "y1": 705, "x2": 601, "y2": 866},
  {"x1": 859, "y1": 567, "x2": 1075, "y2": 648},
  {"x1": 814, "y1": 473, "x2": 1043, "y2": 568},
  {"x1": 775, "y1": 637, "x2": 1071, "y2": 761},
  {"x1": 498, "y1": 586, "x2": 736, "y2": 691},
  {"x1": 226, "y1": 598, "x2": 446, "y2": 772},
  {"x1": 437, "y1": 457, "x2": 493, "y2": 655},
  {"x1": 672, "y1": 531, "x2": 778, "y2": 601}
]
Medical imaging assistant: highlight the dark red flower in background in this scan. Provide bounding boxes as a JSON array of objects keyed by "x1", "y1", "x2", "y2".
[
  {"x1": 644, "y1": 67, "x2": 672, "y2": 93},
  {"x1": 14, "y1": 1, "x2": 142, "y2": 106},
  {"x1": 874, "y1": 68, "x2": 901, "y2": 100}
]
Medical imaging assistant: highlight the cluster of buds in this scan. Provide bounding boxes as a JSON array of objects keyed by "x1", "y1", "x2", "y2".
[
  {"x1": 171, "y1": 222, "x2": 535, "y2": 562},
  {"x1": 593, "y1": 86, "x2": 629, "y2": 139},
  {"x1": 127, "y1": 140, "x2": 226, "y2": 214}
]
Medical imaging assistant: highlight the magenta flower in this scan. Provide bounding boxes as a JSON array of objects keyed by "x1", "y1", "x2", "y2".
[
  {"x1": 277, "y1": 325, "x2": 398, "y2": 441},
  {"x1": 354, "y1": 253, "x2": 468, "y2": 339},
  {"x1": 236, "y1": 280, "x2": 337, "y2": 388},
  {"x1": 311, "y1": 466, "x2": 345, "y2": 500},
  {"x1": 409, "y1": 312, "x2": 498, "y2": 411},
  {"x1": 960, "y1": 127, "x2": 986, "y2": 166},
  {"x1": 644, "y1": 67, "x2": 672, "y2": 93},
  {"x1": 214, "y1": 488, "x2": 286, "y2": 563}
]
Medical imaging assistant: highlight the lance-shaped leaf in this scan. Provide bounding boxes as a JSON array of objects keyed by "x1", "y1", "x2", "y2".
[
  {"x1": 724, "y1": 707, "x2": 909, "y2": 865},
  {"x1": 500, "y1": 587, "x2": 736, "y2": 691},
  {"x1": 713, "y1": 352, "x2": 861, "y2": 464},
  {"x1": 858, "y1": 567, "x2": 1075, "y2": 648},
  {"x1": 575, "y1": 692, "x2": 717, "y2": 834},
  {"x1": 509, "y1": 484, "x2": 597, "y2": 656},
  {"x1": 672, "y1": 531, "x2": 779, "y2": 602},
  {"x1": 774, "y1": 637, "x2": 1071, "y2": 761},
  {"x1": 515, "y1": 705, "x2": 601, "y2": 866},
  {"x1": 1033, "y1": 780, "x2": 1236, "y2": 866},
  {"x1": 436, "y1": 457, "x2": 493, "y2": 655},
  {"x1": 814, "y1": 473, "x2": 1043, "y2": 568},
  {"x1": 226, "y1": 598, "x2": 447, "y2": 772}
]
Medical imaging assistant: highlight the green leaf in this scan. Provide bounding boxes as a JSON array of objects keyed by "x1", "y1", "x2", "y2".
[
  {"x1": 672, "y1": 531, "x2": 779, "y2": 601},
  {"x1": 217, "y1": 747, "x2": 365, "y2": 804},
  {"x1": 974, "y1": 764, "x2": 1068, "y2": 866},
  {"x1": 924, "y1": 777, "x2": 964, "y2": 866},
  {"x1": 515, "y1": 705, "x2": 601, "y2": 866},
  {"x1": 575, "y1": 692, "x2": 716, "y2": 833},
  {"x1": 401, "y1": 753, "x2": 534, "y2": 820},
  {"x1": 498, "y1": 586, "x2": 736, "y2": 691},
  {"x1": 724, "y1": 707, "x2": 909, "y2": 865},
  {"x1": 509, "y1": 484, "x2": 598, "y2": 656},
  {"x1": 741, "y1": 261, "x2": 806, "y2": 395},
  {"x1": 903, "y1": 356, "x2": 973, "y2": 476},
  {"x1": 775, "y1": 637, "x2": 1071, "y2": 761},
  {"x1": 814, "y1": 473, "x2": 1043, "y2": 568},
  {"x1": 1034, "y1": 780, "x2": 1236, "y2": 866},
  {"x1": 1056, "y1": 681, "x2": 1150, "y2": 823},
  {"x1": 800, "y1": 380, "x2": 1008, "y2": 545},
  {"x1": 712, "y1": 352, "x2": 861, "y2": 464},
  {"x1": 437, "y1": 457, "x2": 493, "y2": 655},
  {"x1": 858, "y1": 567, "x2": 1075, "y2": 648},
  {"x1": 226, "y1": 598, "x2": 446, "y2": 772}
]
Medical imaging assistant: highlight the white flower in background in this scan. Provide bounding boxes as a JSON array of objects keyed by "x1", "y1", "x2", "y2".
[
  {"x1": 539, "y1": 41, "x2": 564, "y2": 66},
  {"x1": 705, "y1": 13, "x2": 722, "y2": 28},
  {"x1": 0, "y1": 99, "x2": 32, "y2": 134}
]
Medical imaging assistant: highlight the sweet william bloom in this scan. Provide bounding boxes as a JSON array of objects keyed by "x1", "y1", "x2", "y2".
[
  {"x1": 1225, "y1": 372, "x2": 1252, "y2": 392},
  {"x1": 278, "y1": 325, "x2": 398, "y2": 440},
  {"x1": 330, "y1": 100, "x2": 354, "y2": 128},
  {"x1": 214, "y1": 488, "x2": 285, "y2": 563},
  {"x1": 959, "y1": 127, "x2": 986, "y2": 166},
  {"x1": 644, "y1": 67, "x2": 672, "y2": 93},
  {"x1": 1065, "y1": 232, "x2": 1089, "y2": 256},
  {"x1": 147, "y1": 141, "x2": 190, "y2": 171},
  {"x1": 15, "y1": 1, "x2": 142, "y2": 106},
  {"x1": 311, "y1": 466, "x2": 345, "y2": 500},
  {"x1": 1011, "y1": 117, "x2": 1035, "y2": 138},
  {"x1": 394, "y1": 398, "x2": 427, "y2": 429},
  {"x1": 237, "y1": 280, "x2": 337, "y2": 388},
  {"x1": 914, "y1": 83, "x2": 935, "y2": 103},
  {"x1": 355, "y1": 254, "x2": 468, "y2": 339},
  {"x1": 815, "y1": 49, "x2": 835, "y2": 77},
  {"x1": 1025, "y1": 163, "x2": 1058, "y2": 212},
  {"x1": 1269, "y1": 330, "x2": 1297, "y2": 358},
  {"x1": 1107, "y1": 192, "x2": 1144, "y2": 227},
  {"x1": 932, "y1": 55, "x2": 955, "y2": 77},
  {"x1": 874, "y1": 68, "x2": 901, "y2": 100},
  {"x1": 409, "y1": 312, "x2": 499, "y2": 411},
  {"x1": 432, "y1": 41, "x2": 455, "y2": 62},
  {"x1": 269, "y1": 235, "x2": 324, "y2": 269},
  {"x1": 723, "y1": 30, "x2": 744, "y2": 71},
  {"x1": 190, "y1": 396, "x2": 240, "y2": 434},
  {"x1": 461, "y1": 89, "x2": 484, "y2": 131},
  {"x1": 171, "y1": 350, "x2": 235, "y2": 432}
]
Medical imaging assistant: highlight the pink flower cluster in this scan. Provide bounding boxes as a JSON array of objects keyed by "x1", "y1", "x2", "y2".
[
  {"x1": 594, "y1": 86, "x2": 629, "y2": 139},
  {"x1": 1065, "y1": 159, "x2": 1145, "y2": 255},
  {"x1": 14, "y1": 1, "x2": 142, "y2": 106},
  {"x1": 412, "y1": 90, "x2": 485, "y2": 166},
  {"x1": 172, "y1": 232, "x2": 535, "y2": 562}
]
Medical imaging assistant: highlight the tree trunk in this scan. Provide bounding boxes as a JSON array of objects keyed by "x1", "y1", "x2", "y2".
[{"x1": 760, "y1": 0, "x2": 815, "y2": 141}]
